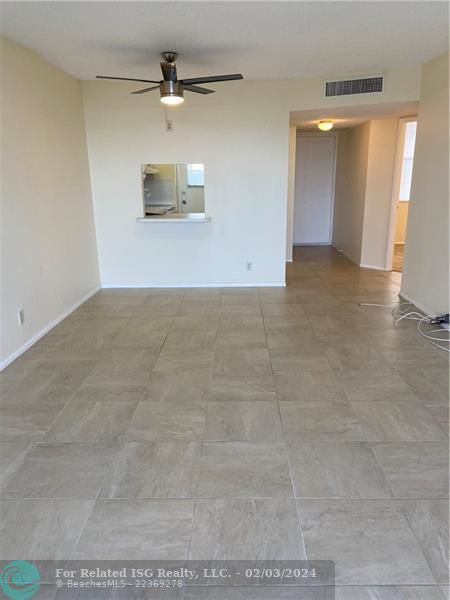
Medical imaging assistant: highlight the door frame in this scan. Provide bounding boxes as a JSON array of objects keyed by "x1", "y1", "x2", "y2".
[
  {"x1": 293, "y1": 131, "x2": 338, "y2": 246},
  {"x1": 385, "y1": 117, "x2": 417, "y2": 271}
]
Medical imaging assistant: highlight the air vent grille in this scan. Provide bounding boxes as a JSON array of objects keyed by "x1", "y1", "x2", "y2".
[{"x1": 325, "y1": 76, "x2": 384, "y2": 97}]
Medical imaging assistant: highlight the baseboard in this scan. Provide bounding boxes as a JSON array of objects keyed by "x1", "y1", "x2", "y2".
[
  {"x1": 360, "y1": 262, "x2": 388, "y2": 272},
  {"x1": 101, "y1": 283, "x2": 286, "y2": 289},
  {"x1": 0, "y1": 286, "x2": 101, "y2": 371},
  {"x1": 293, "y1": 242, "x2": 331, "y2": 246}
]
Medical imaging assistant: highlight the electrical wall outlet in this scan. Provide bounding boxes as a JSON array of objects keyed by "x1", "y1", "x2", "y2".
[
  {"x1": 246, "y1": 261, "x2": 253, "y2": 271},
  {"x1": 18, "y1": 309, "x2": 25, "y2": 326},
  {"x1": 166, "y1": 119, "x2": 173, "y2": 132}
]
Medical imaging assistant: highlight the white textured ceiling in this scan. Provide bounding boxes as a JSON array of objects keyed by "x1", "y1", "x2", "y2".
[
  {"x1": 291, "y1": 101, "x2": 419, "y2": 130},
  {"x1": 1, "y1": 1, "x2": 448, "y2": 81}
]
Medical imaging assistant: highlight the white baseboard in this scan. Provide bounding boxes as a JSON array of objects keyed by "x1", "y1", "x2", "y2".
[
  {"x1": 293, "y1": 242, "x2": 331, "y2": 246},
  {"x1": 101, "y1": 283, "x2": 286, "y2": 289},
  {"x1": 360, "y1": 262, "x2": 388, "y2": 272},
  {"x1": 0, "y1": 286, "x2": 100, "y2": 372}
]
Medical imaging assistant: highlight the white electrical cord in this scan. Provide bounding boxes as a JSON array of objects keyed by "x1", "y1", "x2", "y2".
[{"x1": 359, "y1": 301, "x2": 450, "y2": 353}]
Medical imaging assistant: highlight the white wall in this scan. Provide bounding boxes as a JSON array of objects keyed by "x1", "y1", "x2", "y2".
[
  {"x1": 332, "y1": 122, "x2": 371, "y2": 263},
  {"x1": 332, "y1": 117, "x2": 401, "y2": 269},
  {"x1": 402, "y1": 52, "x2": 449, "y2": 315},
  {"x1": 83, "y1": 65, "x2": 421, "y2": 287},
  {"x1": 82, "y1": 83, "x2": 289, "y2": 287},
  {"x1": 286, "y1": 125, "x2": 297, "y2": 261},
  {"x1": 0, "y1": 37, "x2": 100, "y2": 368},
  {"x1": 361, "y1": 118, "x2": 399, "y2": 269}
]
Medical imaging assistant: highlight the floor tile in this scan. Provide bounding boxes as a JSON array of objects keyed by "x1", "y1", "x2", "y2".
[
  {"x1": 218, "y1": 316, "x2": 265, "y2": 331},
  {"x1": 279, "y1": 401, "x2": 367, "y2": 441},
  {"x1": 0, "y1": 499, "x2": 94, "y2": 559},
  {"x1": 273, "y1": 370, "x2": 344, "y2": 402},
  {"x1": 73, "y1": 499, "x2": 193, "y2": 559},
  {"x1": 0, "y1": 399, "x2": 67, "y2": 442},
  {"x1": 261, "y1": 304, "x2": 306, "y2": 317},
  {"x1": 125, "y1": 399, "x2": 206, "y2": 441},
  {"x1": 334, "y1": 586, "x2": 446, "y2": 599},
  {"x1": 336, "y1": 368, "x2": 419, "y2": 402},
  {"x1": 208, "y1": 388, "x2": 278, "y2": 402},
  {"x1": 372, "y1": 443, "x2": 449, "y2": 498},
  {"x1": 325, "y1": 343, "x2": 389, "y2": 372},
  {"x1": 43, "y1": 401, "x2": 137, "y2": 442},
  {"x1": 189, "y1": 499, "x2": 304, "y2": 559},
  {"x1": 401, "y1": 499, "x2": 449, "y2": 582},
  {"x1": 163, "y1": 330, "x2": 217, "y2": 351},
  {"x1": 211, "y1": 348, "x2": 274, "y2": 395},
  {"x1": 74, "y1": 371, "x2": 149, "y2": 402},
  {"x1": 3, "y1": 443, "x2": 117, "y2": 499},
  {"x1": 197, "y1": 442, "x2": 293, "y2": 498},
  {"x1": 100, "y1": 442, "x2": 201, "y2": 498},
  {"x1": 144, "y1": 369, "x2": 210, "y2": 402},
  {"x1": 263, "y1": 315, "x2": 312, "y2": 331},
  {"x1": 153, "y1": 348, "x2": 214, "y2": 372},
  {"x1": 171, "y1": 317, "x2": 219, "y2": 331},
  {"x1": 204, "y1": 401, "x2": 283, "y2": 441},
  {"x1": 179, "y1": 301, "x2": 221, "y2": 316},
  {"x1": 270, "y1": 347, "x2": 331, "y2": 372},
  {"x1": 377, "y1": 348, "x2": 449, "y2": 370},
  {"x1": 351, "y1": 402, "x2": 448, "y2": 441},
  {"x1": 288, "y1": 442, "x2": 393, "y2": 499},
  {"x1": 91, "y1": 348, "x2": 159, "y2": 373},
  {"x1": 400, "y1": 368, "x2": 449, "y2": 404},
  {"x1": 297, "y1": 499, "x2": 435, "y2": 585},
  {"x1": 0, "y1": 442, "x2": 32, "y2": 490},
  {"x1": 215, "y1": 329, "x2": 268, "y2": 348},
  {"x1": 265, "y1": 328, "x2": 318, "y2": 350},
  {"x1": 112, "y1": 328, "x2": 167, "y2": 350},
  {"x1": 220, "y1": 294, "x2": 260, "y2": 306}
]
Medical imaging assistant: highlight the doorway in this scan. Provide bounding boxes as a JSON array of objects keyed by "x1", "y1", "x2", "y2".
[
  {"x1": 293, "y1": 134, "x2": 336, "y2": 245},
  {"x1": 387, "y1": 118, "x2": 417, "y2": 272}
]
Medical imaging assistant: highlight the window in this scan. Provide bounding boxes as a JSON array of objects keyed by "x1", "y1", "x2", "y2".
[
  {"x1": 399, "y1": 121, "x2": 417, "y2": 201},
  {"x1": 186, "y1": 163, "x2": 204, "y2": 187}
]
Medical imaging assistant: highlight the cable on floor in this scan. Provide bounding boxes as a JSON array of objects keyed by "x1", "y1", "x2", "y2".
[{"x1": 359, "y1": 301, "x2": 450, "y2": 353}]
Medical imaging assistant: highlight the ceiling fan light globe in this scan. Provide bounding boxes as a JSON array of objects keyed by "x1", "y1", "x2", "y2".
[{"x1": 160, "y1": 95, "x2": 184, "y2": 105}]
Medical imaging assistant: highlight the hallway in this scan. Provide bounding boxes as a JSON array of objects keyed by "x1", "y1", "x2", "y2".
[{"x1": 0, "y1": 246, "x2": 448, "y2": 598}]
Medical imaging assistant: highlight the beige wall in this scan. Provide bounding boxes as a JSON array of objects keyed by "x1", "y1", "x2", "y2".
[
  {"x1": 395, "y1": 202, "x2": 409, "y2": 243},
  {"x1": 361, "y1": 118, "x2": 399, "y2": 268},
  {"x1": 332, "y1": 122, "x2": 370, "y2": 264},
  {"x1": 0, "y1": 37, "x2": 100, "y2": 367},
  {"x1": 402, "y1": 52, "x2": 449, "y2": 314}
]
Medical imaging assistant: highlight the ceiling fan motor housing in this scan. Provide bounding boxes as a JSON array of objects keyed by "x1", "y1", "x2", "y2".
[{"x1": 160, "y1": 80, "x2": 184, "y2": 100}]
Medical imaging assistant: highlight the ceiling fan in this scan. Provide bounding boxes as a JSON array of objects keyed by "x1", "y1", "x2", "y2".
[{"x1": 97, "y1": 52, "x2": 243, "y2": 105}]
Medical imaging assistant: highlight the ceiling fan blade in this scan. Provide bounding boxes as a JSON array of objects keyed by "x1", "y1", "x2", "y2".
[
  {"x1": 160, "y1": 61, "x2": 177, "y2": 82},
  {"x1": 96, "y1": 76, "x2": 160, "y2": 84},
  {"x1": 131, "y1": 85, "x2": 160, "y2": 95},
  {"x1": 182, "y1": 74, "x2": 243, "y2": 85},
  {"x1": 183, "y1": 84, "x2": 215, "y2": 95}
]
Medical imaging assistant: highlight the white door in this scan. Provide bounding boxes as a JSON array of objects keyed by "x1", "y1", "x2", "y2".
[{"x1": 294, "y1": 136, "x2": 336, "y2": 244}]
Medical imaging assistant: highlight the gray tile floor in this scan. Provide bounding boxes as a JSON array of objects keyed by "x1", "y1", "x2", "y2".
[{"x1": 0, "y1": 246, "x2": 448, "y2": 598}]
